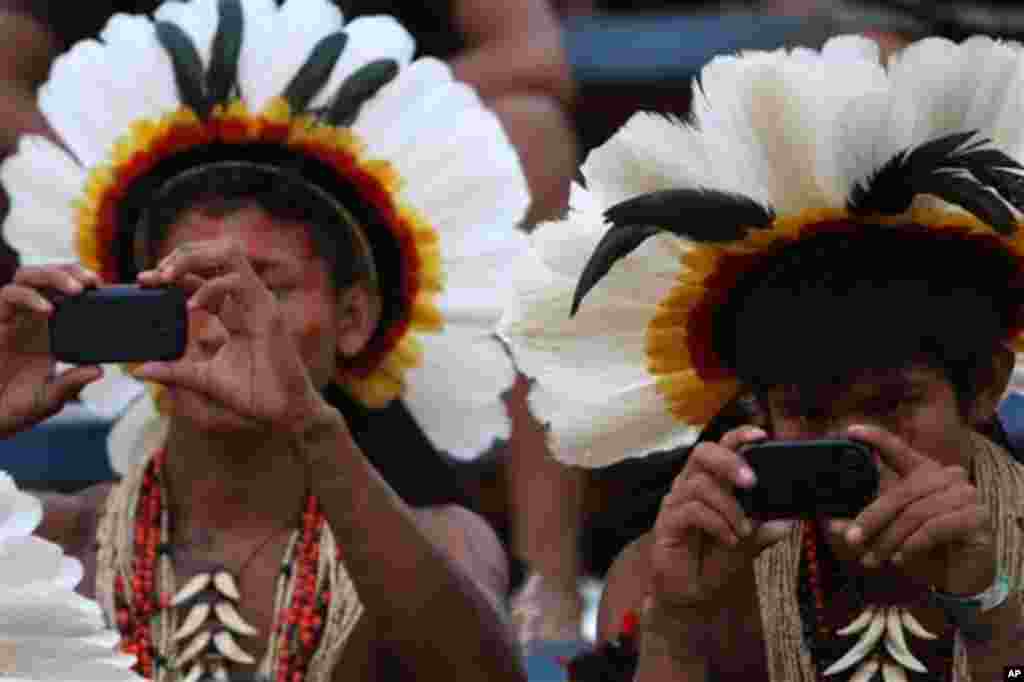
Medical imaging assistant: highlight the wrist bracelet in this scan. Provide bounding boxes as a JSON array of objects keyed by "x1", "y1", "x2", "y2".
[{"x1": 929, "y1": 573, "x2": 1011, "y2": 643}]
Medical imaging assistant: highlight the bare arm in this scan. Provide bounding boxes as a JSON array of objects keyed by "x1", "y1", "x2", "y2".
[
  {"x1": 598, "y1": 535, "x2": 709, "y2": 682},
  {"x1": 450, "y1": 0, "x2": 571, "y2": 106},
  {"x1": 0, "y1": 9, "x2": 59, "y2": 155},
  {"x1": 449, "y1": 0, "x2": 576, "y2": 223},
  {"x1": 31, "y1": 482, "x2": 112, "y2": 558},
  {"x1": 295, "y1": 408, "x2": 526, "y2": 682}
]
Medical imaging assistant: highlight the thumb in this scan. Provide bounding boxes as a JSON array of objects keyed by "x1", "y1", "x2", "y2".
[
  {"x1": 753, "y1": 520, "x2": 798, "y2": 550},
  {"x1": 130, "y1": 361, "x2": 204, "y2": 394}
]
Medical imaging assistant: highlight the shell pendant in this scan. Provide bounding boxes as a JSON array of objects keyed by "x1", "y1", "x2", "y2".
[{"x1": 824, "y1": 605, "x2": 938, "y2": 681}]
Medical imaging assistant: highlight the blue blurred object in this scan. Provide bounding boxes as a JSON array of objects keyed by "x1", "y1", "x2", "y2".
[
  {"x1": 525, "y1": 641, "x2": 590, "y2": 682},
  {"x1": 0, "y1": 405, "x2": 115, "y2": 492}
]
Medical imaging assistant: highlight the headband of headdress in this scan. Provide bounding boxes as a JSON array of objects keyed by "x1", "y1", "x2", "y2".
[
  {"x1": 499, "y1": 34, "x2": 1024, "y2": 467},
  {"x1": 3, "y1": 0, "x2": 530, "y2": 467}
]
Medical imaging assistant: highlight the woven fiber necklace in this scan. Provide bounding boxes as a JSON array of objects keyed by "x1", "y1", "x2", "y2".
[{"x1": 99, "y1": 449, "x2": 364, "y2": 682}]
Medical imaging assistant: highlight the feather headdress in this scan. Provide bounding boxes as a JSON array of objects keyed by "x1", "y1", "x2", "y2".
[
  {"x1": 3, "y1": 0, "x2": 530, "y2": 469},
  {"x1": 499, "y1": 35, "x2": 1024, "y2": 467}
]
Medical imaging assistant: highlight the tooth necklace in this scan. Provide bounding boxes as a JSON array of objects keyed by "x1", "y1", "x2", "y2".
[
  {"x1": 800, "y1": 521, "x2": 949, "y2": 682},
  {"x1": 111, "y1": 449, "x2": 340, "y2": 682}
]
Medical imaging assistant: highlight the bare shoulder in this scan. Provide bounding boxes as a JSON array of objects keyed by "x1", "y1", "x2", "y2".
[
  {"x1": 32, "y1": 481, "x2": 115, "y2": 556},
  {"x1": 598, "y1": 533, "x2": 654, "y2": 642},
  {"x1": 414, "y1": 504, "x2": 509, "y2": 603}
]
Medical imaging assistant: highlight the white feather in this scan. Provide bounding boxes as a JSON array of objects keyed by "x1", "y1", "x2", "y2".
[
  {"x1": 542, "y1": 381, "x2": 697, "y2": 468},
  {"x1": 98, "y1": 14, "x2": 180, "y2": 128},
  {"x1": 38, "y1": 41, "x2": 121, "y2": 168},
  {"x1": 239, "y1": 0, "x2": 344, "y2": 113},
  {"x1": 397, "y1": 102, "x2": 529, "y2": 242},
  {"x1": 355, "y1": 59, "x2": 471, "y2": 161},
  {"x1": 958, "y1": 37, "x2": 1021, "y2": 137},
  {"x1": 440, "y1": 228, "x2": 528, "y2": 327},
  {"x1": 310, "y1": 15, "x2": 416, "y2": 109},
  {"x1": 1, "y1": 137, "x2": 82, "y2": 264},
  {"x1": 0, "y1": 475, "x2": 43, "y2": 545},
  {"x1": 153, "y1": 0, "x2": 220, "y2": 67},
  {"x1": 499, "y1": 282, "x2": 654, "y2": 403},
  {"x1": 991, "y1": 52, "x2": 1024, "y2": 161},
  {"x1": 106, "y1": 394, "x2": 168, "y2": 478},
  {"x1": 79, "y1": 365, "x2": 148, "y2": 420},
  {"x1": 234, "y1": 0, "x2": 279, "y2": 106},
  {"x1": 580, "y1": 112, "x2": 704, "y2": 207},
  {"x1": 0, "y1": 537, "x2": 69, "y2": 592},
  {"x1": 887, "y1": 37, "x2": 967, "y2": 143},
  {"x1": 403, "y1": 333, "x2": 514, "y2": 460}
]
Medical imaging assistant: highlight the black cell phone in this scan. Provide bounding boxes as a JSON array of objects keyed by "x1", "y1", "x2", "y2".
[
  {"x1": 735, "y1": 439, "x2": 880, "y2": 520},
  {"x1": 49, "y1": 285, "x2": 188, "y2": 364}
]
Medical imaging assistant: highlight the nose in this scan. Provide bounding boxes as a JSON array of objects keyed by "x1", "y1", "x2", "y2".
[{"x1": 189, "y1": 308, "x2": 228, "y2": 356}]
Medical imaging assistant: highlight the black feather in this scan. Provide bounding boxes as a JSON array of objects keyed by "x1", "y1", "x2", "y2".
[
  {"x1": 918, "y1": 171, "x2": 1017, "y2": 234},
  {"x1": 155, "y1": 21, "x2": 211, "y2": 118},
  {"x1": 205, "y1": 0, "x2": 244, "y2": 105},
  {"x1": 281, "y1": 31, "x2": 349, "y2": 114},
  {"x1": 849, "y1": 130, "x2": 1024, "y2": 234},
  {"x1": 325, "y1": 59, "x2": 399, "y2": 127},
  {"x1": 571, "y1": 189, "x2": 773, "y2": 315}
]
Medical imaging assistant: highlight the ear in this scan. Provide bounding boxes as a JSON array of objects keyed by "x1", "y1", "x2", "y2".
[
  {"x1": 335, "y1": 281, "x2": 382, "y2": 359},
  {"x1": 967, "y1": 344, "x2": 1015, "y2": 425}
]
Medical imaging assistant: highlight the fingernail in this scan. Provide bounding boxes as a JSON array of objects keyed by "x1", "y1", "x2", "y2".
[
  {"x1": 738, "y1": 466, "x2": 756, "y2": 487},
  {"x1": 892, "y1": 552, "x2": 904, "y2": 564},
  {"x1": 846, "y1": 525, "x2": 863, "y2": 544},
  {"x1": 863, "y1": 552, "x2": 878, "y2": 568},
  {"x1": 741, "y1": 519, "x2": 753, "y2": 537}
]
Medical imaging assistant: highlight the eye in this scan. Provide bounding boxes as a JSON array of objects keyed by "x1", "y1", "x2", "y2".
[{"x1": 866, "y1": 392, "x2": 922, "y2": 416}]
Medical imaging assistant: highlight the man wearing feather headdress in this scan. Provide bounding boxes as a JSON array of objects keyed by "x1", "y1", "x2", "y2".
[
  {"x1": 500, "y1": 35, "x2": 1024, "y2": 681},
  {"x1": 0, "y1": 1, "x2": 534, "y2": 680},
  {"x1": 0, "y1": 0, "x2": 591, "y2": 644}
]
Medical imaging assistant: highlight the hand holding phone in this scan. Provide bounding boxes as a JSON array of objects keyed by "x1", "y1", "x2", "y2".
[
  {"x1": 736, "y1": 439, "x2": 880, "y2": 521},
  {"x1": 0, "y1": 265, "x2": 105, "y2": 436},
  {"x1": 49, "y1": 285, "x2": 187, "y2": 364}
]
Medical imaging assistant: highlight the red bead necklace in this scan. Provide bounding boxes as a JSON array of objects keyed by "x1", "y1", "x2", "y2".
[{"x1": 113, "y1": 449, "x2": 342, "y2": 681}]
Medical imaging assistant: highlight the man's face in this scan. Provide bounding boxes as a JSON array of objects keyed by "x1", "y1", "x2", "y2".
[
  {"x1": 762, "y1": 365, "x2": 974, "y2": 471},
  {"x1": 156, "y1": 204, "x2": 347, "y2": 428}
]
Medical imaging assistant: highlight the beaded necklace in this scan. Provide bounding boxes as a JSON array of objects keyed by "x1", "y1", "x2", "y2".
[
  {"x1": 111, "y1": 449, "x2": 343, "y2": 682},
  {"x1": 798, "y1": 520, "x2": 957, "y2": 681}
]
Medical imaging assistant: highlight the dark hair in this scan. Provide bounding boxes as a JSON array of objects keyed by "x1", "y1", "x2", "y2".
[
  {"x1": 133, "y1": 162, "x2": 376, "y2": 291},
  {"x1": 715, "y1": 226, "x2": 1024, "y2": 413}
]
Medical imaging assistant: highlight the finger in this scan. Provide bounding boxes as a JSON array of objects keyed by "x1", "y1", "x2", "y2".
[
  {"x1": 753, "y1": 520, "x2": 798, "y2": 550},
  {"x1": 14, "y1": 265, "x2": 86, "y2": 296},
  {"x1": 40, "y1": 365, "x2": 103, "y2": 413},
  {"x1": 664, "y1": 471, "x2": 753, "y2": 539},
  {"x1": 863, "y1": 483, "x2": 974, "y2": 564},
  {"x1": 187, "y1": 273, "x2": 245, "y2": 314},
  {"x1": 154, "y1": 241, "x2": 271, "y2": 314},
  {"x1": 656, "y1": 499, "x2": 741, "y2": 548},
  {"x1": 846, "y1": 424, "x2": 933, "y2": 478},
  {"x1": 682, "y1": 441, "x2": 758, "y2": 491},
  {"x1": 130, "y1": 360, "x2": 207, "y2": 395},
  {"x1": 720, "y1": 425, "x2": 768, "y2": 453},
  {"x1": 0, "y1": 285, "x2": 54, "y2": 320},
  {"x1": 61, "y1": 264, "x2": 101, "y2": 289},
  {"x1": 846, "y1": 465, "x2": 966, "y2": 549},
  {"x1": 897, "y1": 505, "x2": 989, "y2": 562},
  {"x1": 156, "y1": 239, "x2": 250, "y2": 280}
]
